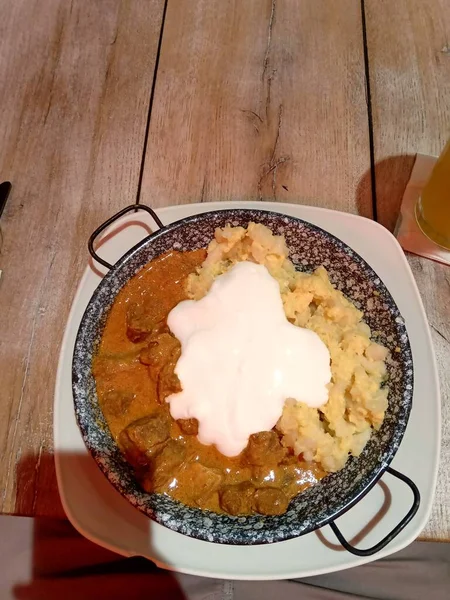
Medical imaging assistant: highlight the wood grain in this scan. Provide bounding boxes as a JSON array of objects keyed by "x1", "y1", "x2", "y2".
[
  {"x1": 140, "y1": 0, "x2": 372, "y2": 216},
  {"x1": 365, "y1": 0, "x2": 450, "y2": 541},
  {"x1": 0, "y1": 0, "x2": 165, "y2": 517},
  {"x1": 0, "y1": 0, "x2": 447, "y2": 544}
]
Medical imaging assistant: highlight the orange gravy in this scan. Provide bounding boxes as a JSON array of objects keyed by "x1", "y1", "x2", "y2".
[{"x1": 93, "y1": 250, "x2": 325, "y2": 515}]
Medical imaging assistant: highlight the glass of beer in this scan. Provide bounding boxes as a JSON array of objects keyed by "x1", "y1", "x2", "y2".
[{"x1": 415, "y1": 139, "x2": 450, "y2": 250}]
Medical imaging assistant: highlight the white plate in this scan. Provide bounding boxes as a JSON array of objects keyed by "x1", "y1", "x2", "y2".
[{"x1": 54, "y1": 201, "x2": 440, "y2": 580}]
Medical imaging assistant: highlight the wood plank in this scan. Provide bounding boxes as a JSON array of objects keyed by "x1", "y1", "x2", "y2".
[
  {"x1": 365, "y1": 0, "x2": 450, "y2": 541},
  {"x1": 140, "y1": 0, "x2": 372, "y2": 216},
  {"x1": 0, "y1": 0, "x2": 165, "y2": 517}
]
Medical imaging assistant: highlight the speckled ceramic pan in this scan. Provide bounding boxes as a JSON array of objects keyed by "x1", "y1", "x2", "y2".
[{"x1": 72, "y1": 205, "x2": 420, "y2": 554}]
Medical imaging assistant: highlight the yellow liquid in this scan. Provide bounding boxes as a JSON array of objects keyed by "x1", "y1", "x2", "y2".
[{"x1": 415, "y1": 140, "x2": 450, "y2": 250}]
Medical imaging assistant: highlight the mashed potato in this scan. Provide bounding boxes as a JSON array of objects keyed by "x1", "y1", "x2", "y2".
[{"x1": 186, "y1": 223, "x2": 389, "y2": 473}]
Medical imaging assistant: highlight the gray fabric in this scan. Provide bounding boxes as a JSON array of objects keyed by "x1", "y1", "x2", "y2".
[
  {"x1": 233, "y1": 542, "x2": 450, "y2": 600},
  {"x1": 1, "y1": 516, "x2": 449, "y2": 600}
]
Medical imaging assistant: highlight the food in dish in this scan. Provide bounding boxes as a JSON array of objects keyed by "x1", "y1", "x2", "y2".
[
  {"x1": 168, "y1": 260, "x2": 332, "y2": 457},
  {"x1": 188, "y1": 224, "x2": 389, "y2": 473},
  {"x1": 92, "y1": 223, "x2": 389, "y2": 516}
]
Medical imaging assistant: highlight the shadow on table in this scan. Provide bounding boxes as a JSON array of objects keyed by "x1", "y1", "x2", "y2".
[
  {"x1": 356, "y1": 155, "x2": 416, "y2": 229},
  {"x1": 13, "y1": 450, "x2": 396, "y2": 599},
  {"x1": 12, "y1": 451, "x2": 189, "y2": 600}
]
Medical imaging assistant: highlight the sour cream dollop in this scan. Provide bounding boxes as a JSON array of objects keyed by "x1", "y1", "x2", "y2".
[{"x1": 167, "y1": 261, "x2": 331, "y2": 457}]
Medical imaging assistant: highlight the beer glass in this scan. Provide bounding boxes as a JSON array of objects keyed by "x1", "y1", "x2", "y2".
[{"x1": 415, "y1": 139, "x2": 450, "y2": 250}]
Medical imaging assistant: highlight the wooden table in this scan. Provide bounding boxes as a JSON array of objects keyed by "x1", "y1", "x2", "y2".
[{"x1": 0, "y1": 0, "x2": 448, "y2": 541}]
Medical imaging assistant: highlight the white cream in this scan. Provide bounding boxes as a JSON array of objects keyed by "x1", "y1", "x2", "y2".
[{"x1": 167, "y1": 261, "x2": 331, "y2": 457}]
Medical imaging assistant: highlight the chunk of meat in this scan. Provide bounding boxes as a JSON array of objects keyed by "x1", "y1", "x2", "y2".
[
  {"x1": 219, "y1": 483, "x2": 255, "y2": 516},
  {"x1": 144, "y1": 440, "x2": 187, "y2": 491},
  {"x1": 126, "y1": 303, "x2": 167, "y2": 343},
  {"x1": 101, "y1": 390, "x2": 134, "y2": 420},
  {"x1": 178, "y1": 462, "x2": 223, "y2": 504},
  {"x1": 252, "y1": 461, "x2": 323, "y2": 499},
  {"x1": 254, "y1": 488, "x2": 289, "y2": 516},
  {"x1": 140, "y1": 333, "x2": 181, "y2": 377},
  {"x1": 139, "y1": 331, "x2": 182, "y2": 403},
  {"x1": 243, "y1": 431, "x2": 286, "y2": 467},
  {"x1": 119, "y1": 412, "x2": 170, "y2": 467},
  {"x1": 157, "y1": 358, "x2": 182, "y2": 403},
  {"x1": 251, "y1": 465, "x2": 279, "y2": 487},
  {"x1": 177, "y1": 418, "x2": 199, "y2": 435}
]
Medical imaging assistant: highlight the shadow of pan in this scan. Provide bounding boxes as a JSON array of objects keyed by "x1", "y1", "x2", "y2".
[
  {"x1": 315, "y1": 480, "x2": 392, "y2": 551},
  {"x1": 13, "y1": 451, "x2": 189, "y2": 600}
]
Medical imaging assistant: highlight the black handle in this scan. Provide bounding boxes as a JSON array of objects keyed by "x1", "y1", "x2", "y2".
[
  {"x1": 329, "y1": 466, "x2": 420, "y2": 557},
  {"x1": 88, "y1": 204, "x2": 164, "y2": 270},
  {"x1": 0, "y1": 181, "x2": 12, "y2": 220}
]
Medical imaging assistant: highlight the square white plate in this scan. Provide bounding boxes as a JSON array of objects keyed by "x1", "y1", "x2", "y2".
[{"x1": 54, "y1": 201, "x2": 440, "y2": 580}]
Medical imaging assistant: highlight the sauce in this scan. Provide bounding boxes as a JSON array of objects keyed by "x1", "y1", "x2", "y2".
[
  {"x1": 93, "y1": 250, "x2": 326, "y2": 516},
  {"x1": 168, "y1": 261, "x2": 331, "y2": 456}
]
